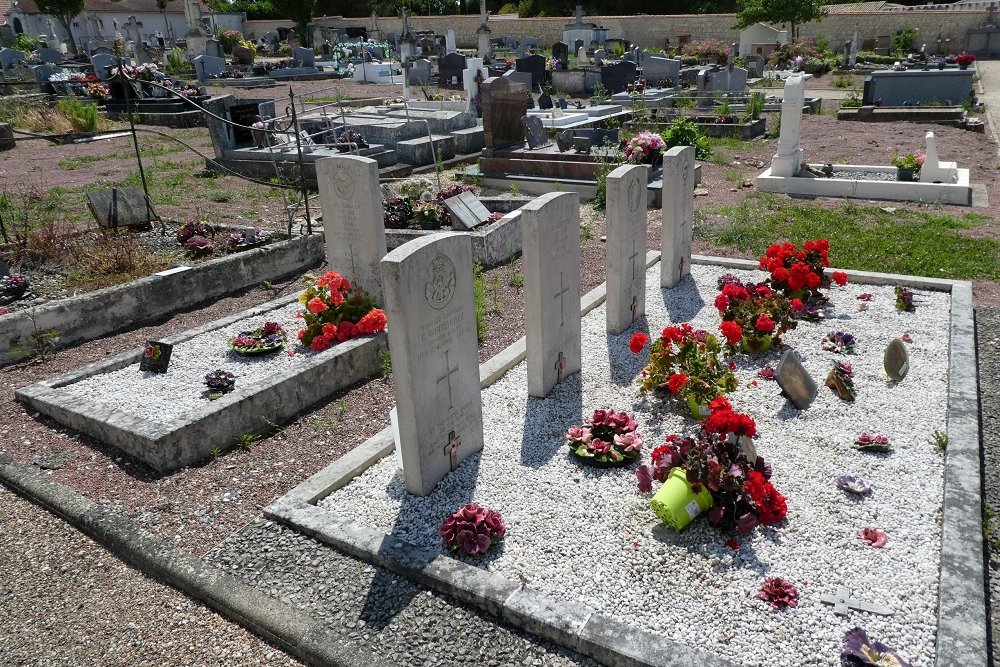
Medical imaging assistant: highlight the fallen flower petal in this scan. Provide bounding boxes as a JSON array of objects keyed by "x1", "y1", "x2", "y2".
[{"x1": 858, "y1": 527, "x2": 889, "y2": 548}]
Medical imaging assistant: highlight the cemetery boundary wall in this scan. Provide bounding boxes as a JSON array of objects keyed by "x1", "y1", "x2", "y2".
[
  {"x1": 0, "y1": 234, "x2": 324, "y2": 368},
  {"x1": 248, "y1": 10, "x2": 991, "y2": 54}
]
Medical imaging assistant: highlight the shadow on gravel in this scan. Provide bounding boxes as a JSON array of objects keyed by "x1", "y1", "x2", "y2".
[
  {"x1": 520, "y1": 370, "x2": 583, "y2": 468},
  {"x1": 607, "y1": 314, "x2": 650, "y2": 387},
  {"x1": 660, "y1": 273, "x2": 705, "y2": 323}
]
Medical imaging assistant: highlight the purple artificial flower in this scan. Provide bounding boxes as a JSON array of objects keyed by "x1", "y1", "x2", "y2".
[
  {"x1": 841, "y1": 627, "x2": 912, "y2": 667},
  {"x1": 636, "y1": 465, "x2": 654, "y2": 493},
  {"x1": 837, "y1": 475, "x2": 872, "y2": 496}
]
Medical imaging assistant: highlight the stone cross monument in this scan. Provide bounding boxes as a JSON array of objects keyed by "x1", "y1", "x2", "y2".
[{"x1": 477, "y1": 0, "x2": 492, "y2": 61}]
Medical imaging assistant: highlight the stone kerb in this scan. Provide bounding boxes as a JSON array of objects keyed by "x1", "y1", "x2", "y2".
[
  {"x1": 520, "y1": 191, "x2": 582, "y2": 398},
  {"x1": 606, "y1": 163, "x2": 649, "y2": 335},
  {"x1": 15, "y1": 294, "x2": 387, "y2": 473},
  {"x1": 660, "y1": 145, "x2": 695, "y2": 289},
  {"x1": 316, "y1": 155, "x2": 388, "y2": 304},
  {"x1": 379, "y1": 233, "x2": 484, "y2": 497},
  {"x1": 0, "y1": 233, "x2": 324, "y2": 368}
]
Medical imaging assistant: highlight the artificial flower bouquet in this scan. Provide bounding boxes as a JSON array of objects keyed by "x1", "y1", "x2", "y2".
[
  {"x1": 636, "y1": 398, "x2": 786, "y2": 535},
  {"x1": 621, "y1": 131, "x2": 666, "y2": 165},
  {"x1": 758, "y1": 239, "x2": 847, "y2": 304},
  {"x1": 714, "y1": 274, "x2": 799, "y2": 355},
  {"x1": 229, "y1": 321, "x2": 287, "y2": 355},
  {"x1": 438, "y1": 502, "x2": 506, "y2": 556},
  {"x1": 565, "y1": 409, "x2": 643, "y2": 467},
  {"x1": 630, "y1": 323, "x2": 737, "y2": 416},
  {"x1": 296, "y1": 271, "x2": 387, "y2": 352}
]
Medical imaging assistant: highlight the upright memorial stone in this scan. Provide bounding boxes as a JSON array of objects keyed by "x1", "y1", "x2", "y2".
[
  {"x1": 481, "y1": 76, "x2": 528, "y2": 154},
  {"x1": 770, "y1": 73, "x2": 805, "y2": 177},
  {"x1": 660, "y1": 145, "x2": 694, "y2": 289},
  {"x1": 316, "y1": 155, "x2": 387, "y2": 303},
  {"x1": 606, "y1": 164, "x2": 649, "y2": 334},
  {"x1": 380, "y1": 234, "x2": 484, "y2": 497},
  {"x1": 522, "y1": 192, "x2": 582, "y2": 398}
]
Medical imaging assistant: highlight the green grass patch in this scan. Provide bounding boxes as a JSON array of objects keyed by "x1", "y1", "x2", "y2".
[
  {"x1": 703, "y1": 194, "x2": 1000, "y2": 280},
  {"x1": 58, "y1": 155, "x2": 104, "y2": 170}
]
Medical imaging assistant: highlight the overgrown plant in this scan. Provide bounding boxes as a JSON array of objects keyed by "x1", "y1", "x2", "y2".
[
  {"x1": 473, "y1": 262, "x2": 487, "y2": 343},
  {"x1": 56, "y1": 98, "x2": 99, "y2": 133}
]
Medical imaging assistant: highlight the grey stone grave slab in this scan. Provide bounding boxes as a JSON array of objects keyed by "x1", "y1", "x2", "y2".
[
  {"x1": 408, "y1": 58, "x2": 431, "y2": 85},
  {"x1": 884, "y1": 338, "x2": 910, "y2": 381},
  {"x1": 522, "y1": 192, "x2": 582, "y2": 398},
  {"x1": 36, "y1": 47, "x2": 62, "y2": 64},
  {"x1": 438, "y1": 52, "x2": 467, "y2": 88},
  {"x1": 593, "y1": 49, "x2": 606, "y2": 65},
  {"x1": 515, "y1": 53, "x2": 547, "y2": 91},
  {"x1": 90, "y1": 53, "x2": 116, "y2": 79},
  {"x1": 291, "y1": 46, "x2": 315, "y2": 68},
  {"x1": 521, "y1": 115, "x2": 548, "y2": 149},
  {"x1": 481, "y1": 76, "x2": 528, "y2": 153},
  {"x1": 556, "y1": 129, "x2": 572, "y2": 152},
  {"x1": 820, "y1": 587, "x2": 894, "y2": 617},
  {"x1": 86, "y1": 187, "x2": 152, "y2": 229},
  {"x1": 379, "y1": 233, "x2": 484, "y2": 496},
  {"x1": 443, "y1": 191, "x2": 491, "y2": 231},
  {"x1": 0, "y1": 48, "x2": 27, "y2": 70},
  {"x1": 316, "y1": 155, "x2": 387, "y2": 304},
  {"x1": 193, "y1": 54, "x2": 226, "y2": 81},
  {"x1": 551, "y1": 41, "x2": 569, "y2": 68},
  {"x1": 523, "y1": 37, "x2": 539, "y2": 49},
  {"x1": 205, "y1": 38, "x2": 223, "y2": 59},
  {"x1": 501, "y1": 69, "x2": 533, "y2": 92},
  {"x1": 601, "y1": 61, "x2": 637, "y2": 94},
  {"x1": 775, "y1": 349, "x2": 818, "y2": 410},
  {"x1": 643, "y1": 56, "x2": 679, "y2": 88},
  {"x1": 32, "y1": 63, "x2": 60, "y2": 83},
  {"x1": 660, "y1": 145, "x2": 694, "y2": 289},
  {"x1": 606, "y1": 164, "x2": 648, "y2": 334},
  {"x1": 572, "y1": 137, "x2": 590, "y2": 153}
]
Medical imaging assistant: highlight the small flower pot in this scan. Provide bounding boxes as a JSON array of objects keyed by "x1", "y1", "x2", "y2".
[
  {"x1": 959, "y1": 63, "x2": 969, "y2": 70},
  {"x1": 741, "y1": 334, "x2": 773, "y2": 355},
  {"x1": 650, "y1": 468, "x2": 714, "y2": 531},
  {"x1": 896, "y1": 168, "x2": 914, "y2": 182},
  {"x1": 686, "y1": 395, "x2": 711, "y2": 420}
]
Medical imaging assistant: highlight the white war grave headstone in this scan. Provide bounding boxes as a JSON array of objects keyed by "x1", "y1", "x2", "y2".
[
  {"x1": 380, "y1": 233, "x2": 484, "y2": 496},
  {"x1": 660, "y1": 145, "x2": 695, "y2": 289},
  {"x1": 606, "y1": 163, "x2": 649, "y2": 334},
  {"x1": 770, "y1": 73, "x2": 805, "y2": 177},
  {"x1": 522, "y1": 192, "x2": 582, "y2": 397},
  {"x1": 316, "y1": 155, "x2": 388, "y2": 304}
]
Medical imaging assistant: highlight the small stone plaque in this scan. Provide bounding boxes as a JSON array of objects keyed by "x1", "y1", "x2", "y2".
[
  {"x1": 883, "y1": 338, "x2": 909, "y2": 381},
  {"x1": 572, "y1": 137, "x2": 591, "y2": 154},
  {"x1": 139, "y1": 340, "x2": 172, "y2": 373},
  {"x1": 775, "y1": 349, "x2": 818, "y2": 410},
  {"x1": 443, "y1": 191, "x2": 492, "y2": 231},
  {"x1": 521, "y1": 115, "x2": 549, "y2": 149},
  {"x1": 555, "y1": 129, "x2": 573, "y2": 152},
  {"x1": 86, "y1": 187, "x2": 153, "y2": 229}
]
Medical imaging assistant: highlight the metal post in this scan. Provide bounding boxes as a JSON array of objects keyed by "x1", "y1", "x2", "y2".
[
  {"x1": 289, "y1": 86, "x2": 313, "y2": 235},
  {"x1": 118, "y1": 56, "x2": 159, "y2": 233}
]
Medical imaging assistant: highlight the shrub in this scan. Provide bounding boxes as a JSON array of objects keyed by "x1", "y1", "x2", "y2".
[
  {"x1": 56, "y1": 98, "x2": 99, "y2": 133},
  {"x1": 216, "y1": 29, "x2": 244, "y2": 53},
  {"x1": 165, "y1": 49, "x2": 187, "y2": 75},
  {"x1": 663, "y1": 117, "x2": 711, "y2": 160},
  {"x1": 14, "y1": 33, "x2": 37, "y2": 52},
  {"x1": 681, "y1": 39, "x2": 731, "y2": 64}
]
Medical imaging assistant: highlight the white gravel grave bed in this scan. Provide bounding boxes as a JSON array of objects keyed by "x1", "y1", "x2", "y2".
[
  {"x1": 319, "y1": 263, "x2": 949, "y2": 667},
  {"x1": 59, "y1": 300, "x2": 315, "y2": 427}
]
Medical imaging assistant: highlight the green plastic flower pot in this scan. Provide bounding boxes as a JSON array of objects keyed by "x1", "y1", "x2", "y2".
[
  {"x1": 741, "y1": 334, "x2": 773, "y2": 355},
  {"x1": 686, "y1": 395, "x2": 710, "y2": 420},
  {"x1": 651, "y1": 468, "x2": 714, "y2": 531}
]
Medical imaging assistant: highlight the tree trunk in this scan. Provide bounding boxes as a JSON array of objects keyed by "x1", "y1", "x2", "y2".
[{"x1": 59, "y1": 16, "x2": 78, "y2": 55}]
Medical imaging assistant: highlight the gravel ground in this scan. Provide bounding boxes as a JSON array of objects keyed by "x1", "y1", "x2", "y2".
[
  {"x1": 321, "y1": 264, "x2": 948, "y2": 667},
  {"x1": 977, "y1": 307, "x2": 1000, "y2": 666},
  {"x1": 0, "y1": 486, "x2": 303, "y2": 667},
  {"x1": 205, "y1": 518, "x2": 598, "y2": 667}
]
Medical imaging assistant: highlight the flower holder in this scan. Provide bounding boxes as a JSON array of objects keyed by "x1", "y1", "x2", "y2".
[
  {"x1": 741, "y1": 334, "x2": 773, "y2": 355},
  {"x1": 650, "y1": 468, "x2": 714, "y2": 531},
  {"x1": 685, "y1": 395, "x2": 711, "y2": 420}
]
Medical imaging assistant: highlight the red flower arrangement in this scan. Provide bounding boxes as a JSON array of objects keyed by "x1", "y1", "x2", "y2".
[
  {"x1": 714, "y1": 275, "x2": 798, "y2": 354},
  {"x1": 758, "y1": 239, "x2": 845, "y2": 303},
  {"x1": 297, "y1": 271, "x2": 387, "y2": 352},
  {"x1": 758, "y1": 577, "x2": 799, "y2": 609},
  {"x1": 633, "y1": 323, "x2": 737, "y2": 409},
  {"x1": 438, "y1": 502, "x2": 506, "y2": 556}
]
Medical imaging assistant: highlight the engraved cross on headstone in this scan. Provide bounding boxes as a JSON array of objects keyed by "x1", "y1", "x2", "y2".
[
  {"x1": 553, "y1": 271, "x2": 570, "y2": 327},
  {"x1": 443, "y1": 430, "x2": 461, "y2": 471},
  {"x1": 554, "y1": 350, "x2": 566, "y2": 383},
  {"x1": 436, "y1": 349, "x2": 460, "y2": 410},
  {"x1": 629, "y1": 239, "x2": 640, "y2": 280},
  {"x1": 630, "y1": 295, "x2": 639, "y2": 322},
  {"x1": 820, "y1": 587, "x2": 894, "y2": 617}
]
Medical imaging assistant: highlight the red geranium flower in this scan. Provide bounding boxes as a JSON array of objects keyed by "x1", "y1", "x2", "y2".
[
  {"x1": 667, "y1": 373, "x2": 688, "y2": 394},
  {"x1": 629, "y1": 332, "x2": 649, "y2": 353},
  {"x1": 755, "y1": 315, "x2": 775, "y2": 333},
  {"x1": 831, "y1": 271, "x2": 848, "y2": 287},
  {"x1": 307, "y1": 296, "x2": 327, "y2": 314},
  {"x1": 719, "y1": 320, "x2": 743, "y2": 345}
]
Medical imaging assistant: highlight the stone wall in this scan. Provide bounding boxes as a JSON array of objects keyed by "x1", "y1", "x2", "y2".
[{"x1": 247, "y1": 9, "x2": 990, "y2": 53}]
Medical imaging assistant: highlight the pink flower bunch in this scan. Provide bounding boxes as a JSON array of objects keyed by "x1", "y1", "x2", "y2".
[
  {"x1": 758, "y1": 577, "x2": 799, "y2": 609},
  {"x1": 438, "y1": 502, "x2": 506, "y2": 556},
  {"x1": 566, "y1": 409, "x2": 643, "y2": 464},
  {"x1": 621, "y1": 131, "x2": 666, "y2": 165}
]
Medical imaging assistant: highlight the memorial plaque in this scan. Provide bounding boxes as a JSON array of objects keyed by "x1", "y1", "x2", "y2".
[
  {"x1": 443, "y1": 191, "x2": 491, "y2": 231},
  {"x1": 86, "y1": 187, "x2": 153, "y2": 229},
  {"x1": 139, "y1": 340, "x2": 172, "y2": 374},
  {"x1": 521, "y1": 115, "x2": 549, "y2": 149},
  {"x1": 775, "y1": 349, "x2": 818, "y2": 410},
  {"x1": 884, "y1": 338, "x2": 909, "y2": 381}
]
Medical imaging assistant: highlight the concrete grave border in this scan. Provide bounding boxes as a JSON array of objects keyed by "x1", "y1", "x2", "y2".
[
  {"x1": 0, "y1": 233, "x2": 326, "y2": 368},
  {"x1": 15, "y1": 294, "x2": 387, "y2": 474},
  {"x1": 265, "y1": 255, "x2": 984, "y2": 667}
]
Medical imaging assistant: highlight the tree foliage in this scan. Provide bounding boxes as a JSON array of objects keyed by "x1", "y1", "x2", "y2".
[
  {"x1": 35, "y1": 0, "x2": 84, "y2": 53},
  {"x1": 734, "y1": 0, "x2": 825, "y2": 38},
  {"x1": 271, "y1": 0, "x2": 317, "y2": 43}
]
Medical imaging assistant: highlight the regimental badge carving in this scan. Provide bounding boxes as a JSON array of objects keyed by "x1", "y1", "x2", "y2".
[
  {"x1": 425, "y1": 253, "x2": 457, "y2": 310},
  {"x1": 333, "y1": 165, "x2": 355, "y2": 200},
  {"x1": 627, "y1": 174, "x2": 641, "y2": 212}
]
